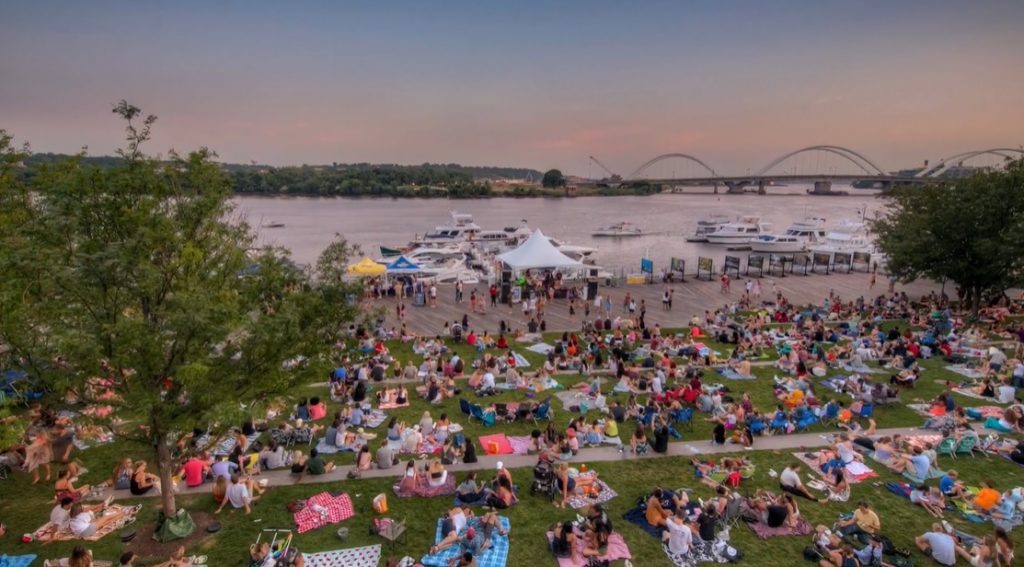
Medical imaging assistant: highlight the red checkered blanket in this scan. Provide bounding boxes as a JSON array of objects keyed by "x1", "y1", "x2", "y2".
[{"x1": 293, "y1": 492, "x2": 355, "y2": 534}]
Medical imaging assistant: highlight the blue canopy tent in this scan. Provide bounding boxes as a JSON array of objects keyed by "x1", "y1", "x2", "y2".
[{"x1": 385, "y1": 255, "x2": 423, "y2": 274}]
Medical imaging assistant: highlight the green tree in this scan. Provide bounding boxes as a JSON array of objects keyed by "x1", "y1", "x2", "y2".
[
  {"x1": 0, "y1": 104, "x2": 361, "y2": 528},
  {"x1": 872, "y1": 160, "x2": 1024, "y2": 313},
  {"x1": 542, "y1": 168, "x2": 566, "y2": 188}
]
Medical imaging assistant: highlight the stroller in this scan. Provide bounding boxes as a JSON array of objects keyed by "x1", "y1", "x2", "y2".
[
  {"x1": 249, "y1": 529, "x2": 300, "y2": 567},
  {"x1": 529, "y1": 459, "x2": 557, "y2": 500}
]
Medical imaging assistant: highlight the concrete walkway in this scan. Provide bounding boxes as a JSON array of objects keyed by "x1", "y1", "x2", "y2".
[{"x1": 103, "y1": 424, "x2": 935, "y2": 501}]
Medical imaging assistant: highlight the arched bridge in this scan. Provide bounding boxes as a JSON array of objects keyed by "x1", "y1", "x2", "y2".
[{"x1": 590, "y1": 145, "x2": 1021, "y2": 194}]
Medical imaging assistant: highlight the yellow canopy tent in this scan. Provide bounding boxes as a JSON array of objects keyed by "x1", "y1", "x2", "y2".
[{"x1": 347, "y1": 257, "x2": 386, "y2": 277}]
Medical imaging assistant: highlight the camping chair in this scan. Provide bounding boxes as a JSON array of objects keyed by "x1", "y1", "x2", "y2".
[
  {"x1": 769, "y1": 412, "x2": 790, "y2": 435},
  {"x1": 639, "y1": 409, "x2": 656, "y2": 429},
  {"x1": 673, "y1": 407, "x2": 695, "y2": 431},
  {"x1": 719, "y1": 495, "x2": 745, "y2": 529},
  {"x1": 795, "y1": 409, "x2": 818, "y2": 432},
  {"x1": 469, "y1": 404, "x2": 485, "y2": 423},
  {"x1": 935, "y1": 436, "x2": 957, "y2": 458},
  {"x1": 954, "y1": 435, "x2": 978, "y2": 458},
  {"x1": 858, "y1": 403, "x2": 875, "y2": 419},
  {"x1": 748, "y1": 417, "x2": 766, "y2": 436},
  {"x1": 480, "y1": 408, "x2": 497, "y2": 428},
  {"x1": 821, "y1": 403, "x2": 840, "y2": 427},
  {"x1": 459, "y1": 398, "x2": 473, "y2": 418},
  {"x1": 532, "y1": 400, "x2": 553, "y2": 425}
]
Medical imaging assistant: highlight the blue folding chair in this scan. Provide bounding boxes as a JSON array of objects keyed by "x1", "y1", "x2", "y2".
[
  {"x1": 859, "y1": 403, "x2": 875, "y2": 419},
  {"x1": 672, "y1": 407, "x2": 694, "y2": 431},
  {"x1": 459, "y1": 398, "x2": 473, "y2": 418}
]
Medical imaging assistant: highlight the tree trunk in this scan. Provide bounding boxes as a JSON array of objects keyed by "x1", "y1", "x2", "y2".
[{"x1": 155, "y1": 435, "x2": 177, "y2": 517}]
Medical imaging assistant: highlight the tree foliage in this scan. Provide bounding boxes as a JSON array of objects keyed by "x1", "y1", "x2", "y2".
[
  {"x1": 542, "y1": 168, "x2": 566, "y2": 188},
  {"x1": 872, "y1": 160, "x2": 1024, "y2": 312},
  {"x1": 0, "y1": 107, "x2": 362, "y2": 516}
]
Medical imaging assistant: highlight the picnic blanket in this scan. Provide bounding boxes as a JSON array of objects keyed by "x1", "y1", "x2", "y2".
[
  {"x1": 379, "y1": 401, "x2": 410, "y2": 409},
  {"x1": 393, "y1": 471, "x2": 457, "y2": 498},
  {"x1": 364, "y1": 410, "x2": 388, "y2": 428},
  {"x1": 945, "y1": 365, "x2": 986, "y2": 379},
  {"x1": 564, "y1": 473, "x2": 617, "y2": 509},
  {"x1": 951, "y1": 387, "x2": 1008, "y2": 404},
  {"x1": 526, "y1": 342, "x2": 556, "y2": 355},
  {"x1": 508, "y1": 435, "x2": 532, "y2": 455},
  {"x1": 554, "y1": 391, "x2": 598, "y2": 411},
  {"x1": 302, "y1": 545, "x2": 382, "y2": 567},
  {"x1": 0, "y1": 555, "x2": 37, "y2": 567},
  {"x1": 622, "y1": 504, "x2": 664, "y2": 538},
  {"x1": 717, "y1": 368, "x2": 755, "y2": 381},
  {"x1": 512, "y1": 352, "x2": 532, "y2": 368},
  {"x1": 420, "y1": 516, "x2": 511, "y2": 567},
  {"x1": 213, "y1": 432, "x2": 261, "y2": 456},
  {"x1": 32, "y1": 504, "x2": 138, "y2": 542},
  {"x1": 293, "y1": 492, "x2": 355, "y2": 534},
  {"x1": 480, "y1": 433, "x2": 515, "y2": 455},
  {"x1": 72, "y1": 428, "x2": 115, "y2": 450},
  {"x1": 841, "y1": 362, "x2": 884, "y2": 374},
  {"x1": 746, "y1": 516, "x2": 812, "y2": 539},
  {"x1": 965, "y1": 406, "x2": 1007, "y2": 420},
  {"x1": 792, "y1": 452, "x2": 878, "y2": 483},
  {"x1": 547, "y1": 531, "x2": 631, "y2": 567},
  {"x1": 662, "y1": 540, "x2": 730, "y2": 567},
  {"x1": 903, "y1": 434, "x2": 943, "y2": 450},
  {"x1": 885, "y1": 482, "x2": 988, "y2": 524},
  {"x1": 313, "y1": 437, "x2": 361, "y2": 455}
]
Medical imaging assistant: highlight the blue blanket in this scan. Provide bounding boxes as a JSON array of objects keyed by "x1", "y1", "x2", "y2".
[
  {"x1": 420, "y1": 516, "x2": 511, "y2": 567},
  {"x1": 717, "y1": 368, "x2": 755, "y2": 381},
  {"x1": 0, "y1": 555, "x2": 37, "y2": 567},
  {"x1": 622, "y1": 505, "x2": 664, "y2": 539}
]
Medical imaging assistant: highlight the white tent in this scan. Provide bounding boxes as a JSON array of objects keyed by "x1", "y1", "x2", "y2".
[{"x1": 496, "y1": 229, "x2": 584, "y2": 270}]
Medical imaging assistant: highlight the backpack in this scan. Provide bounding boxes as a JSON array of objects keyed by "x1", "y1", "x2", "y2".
[{"x1": 803, "y1": 546, "x2": 825, "y2": 562}]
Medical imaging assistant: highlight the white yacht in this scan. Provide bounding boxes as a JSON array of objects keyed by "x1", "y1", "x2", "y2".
[
  {"x1": 413, "y1": 211, "x2": 483, "y2": 245},
  {"x1": 749, "y1": 218, "x2": 827, "y2": 253},
  {"x1": 686, "y1": 214, "x2": 731, "y2": 242},
  {"x1": 389, "y1": 246, "x2": 483, "y2": 284},
  {"x1": 809, "y1": 221, "x2": 877, "y2": 259},
  {"x1": 548, "y1": 237, "x2": 597, "y2": 260},
  {"x1": 705, "y1": 216, "x2": 772, "y2": 245},
  {"x1": 592, "y1": 221, "x2": 644, "y2": 237}
]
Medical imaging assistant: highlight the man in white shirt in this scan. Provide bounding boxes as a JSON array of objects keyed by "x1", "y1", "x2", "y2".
[
  {"x1": 216, "y1": 473, "x2": 257, "y2": 514},
  {"x1": 49, "y1": 497, "x2": 74, "y2": 531},
  {"x1": 651, "y1": 370, "x2": 664, "y2": 395},
  {"x1": 780, "y1": 464, "x2": 816, "y2": 499},
  {"x1": 996, "y1": 377, "x2": 1017, "y2": 404},
  {"x1": 915, "y1": 524, "x2": 956, "y2": 566},
  {"x1": 479, "y1": 371, "x2": 496, "y2": 393},
  {"x1": 663, "y1": 508, "x2": 692, "y2": 555}
]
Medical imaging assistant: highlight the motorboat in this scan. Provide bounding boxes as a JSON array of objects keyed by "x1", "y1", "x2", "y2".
[
  {"x1": 592, "y1": 221, "x2": 644, "y2": 237},
  {"x1": 749, "y1": 218, "x2": 827, "y2": 253},
  {"x1": 705, "y1": 216, "x2": 772, "y2": 245},
  {"x1": 465, "y1": 220, "x2": 533, "y2": 253},
  {"x1": 547, "y1": 237, "x2": 597, "y2": 260},
  {"x1": 262, "y1": 222, "x2": 285, "y2": 228},
  {"x1": 413, "y1": 211, "x2": 483, "y2": 245},
  {"x1": 809, "y1": 220, "x2": 877, "y2": 259},
  {"x1": 686, "y1": 214, "x2": 731, "y2": 242}
]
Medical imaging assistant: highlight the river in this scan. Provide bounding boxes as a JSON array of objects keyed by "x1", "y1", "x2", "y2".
[{"x1": 234, "y1": 185, "x2": 885, "y2": 272}]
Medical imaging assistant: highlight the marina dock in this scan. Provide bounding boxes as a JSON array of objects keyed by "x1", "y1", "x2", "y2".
[{"x1": 372, "y1": 271, "x2": 941, "y2": 336}]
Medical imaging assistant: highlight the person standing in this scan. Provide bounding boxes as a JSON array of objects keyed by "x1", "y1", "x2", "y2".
[
  {"x1": 429, "y1": 283, "x2": 438, "y2": 308},
  {"x1": 455, "y1": 280, "x2": 464, "y2": 303},
  {"x1": 489, "y1": 284, "x2": 498, "y2": 307}
]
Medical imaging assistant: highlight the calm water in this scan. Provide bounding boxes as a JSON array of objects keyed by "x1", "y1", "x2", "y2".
[{"x1": 235, "y1": 186, "x2": 884, "y2": 272}]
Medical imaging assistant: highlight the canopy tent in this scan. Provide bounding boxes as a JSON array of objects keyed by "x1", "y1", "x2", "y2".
[
  {"x1": 496, "y1": 229, "x2": 584, "y2": 271},
  {"x1": 347, "y1": 257, "x2": 387, "y2": 277},
  {"x1": 385, "y1": 255, "x2": 423, "y2": 274}
]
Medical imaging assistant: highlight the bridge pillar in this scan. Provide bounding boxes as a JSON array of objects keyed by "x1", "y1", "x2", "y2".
[
  {"x1": 724, "y1": 181, "x2": 747, "y2": 194},
  {"x1": 757, "y1": 180, "x2": 766, "y2": 195},
  {"x1": 713, "y1": 182, "x2": 718, "y2": 195},
  {"x1": 811, "y1": 180, "x2": 833, "y2": 195}
]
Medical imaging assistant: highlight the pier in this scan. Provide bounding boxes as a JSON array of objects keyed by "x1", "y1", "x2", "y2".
[{"x1": 373, "y1": 271, "x2": 941, "y2": 336}]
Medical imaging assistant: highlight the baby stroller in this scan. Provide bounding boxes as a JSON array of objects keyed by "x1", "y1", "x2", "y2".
[
  {"x1": 249, "y1": 529, "x2": 300, "y2": 567},
  {"x1": 530, "y1": 459, "x2": 557, "y2": 500}
]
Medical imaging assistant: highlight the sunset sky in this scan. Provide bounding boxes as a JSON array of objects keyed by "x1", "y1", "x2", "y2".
[{"x1": 2, "y1": 0, "x2": 1021, "y2": 175}]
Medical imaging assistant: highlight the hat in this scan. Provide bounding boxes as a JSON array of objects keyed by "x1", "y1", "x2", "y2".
[
  {"x1": 466, "y1": 527, "x2": 476, "y2": 539},
  {"x1": 496, "y1": 461, "x2": 503, "y2": 470}
]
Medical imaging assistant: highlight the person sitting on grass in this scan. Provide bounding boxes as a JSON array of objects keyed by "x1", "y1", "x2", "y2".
[
  {"x1": 54, "y1": 468, "x2": 91, "y2": 502},
  {"x1": 630, "y1": 426, "x2": 649, "y2": 456},
  {"x1": 215, "y1": 472, "x2": 264, "y2": 515},
  {"x1": 551, "y1": 520, "x2": 578, "y2": 562},
  {"x1": 304, "y1": 447, "x2": 335, "y2": 476},
  {"x1": 427, "y1": 458, "x2": 449, "y2": 488},
  {"x1": 910, "y1": 483, "x2": 946, "y2": 518},
  {"x1": 915, "y1": 523, "x2": 957, "y2": 567},
  {"x1": 68, "y1": 501, "x2": 122, "y2": 539},
  {"x1": 835, "y1": 501, "x2": 880, "y2": 538},
  {"x1": 645, "y1": 488, "x2": 678, "y2": 528},
  {"x1": 151, "y1": 545, "x2": 208, "y2": 567},
  {"x1": 779, "y1": 463, "x2": 816, "y2": 500}
]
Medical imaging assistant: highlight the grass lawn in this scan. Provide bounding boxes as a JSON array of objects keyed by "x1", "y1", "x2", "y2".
[{"x1": 2, "y1": 333, "x2": 1022, "y2": 566}]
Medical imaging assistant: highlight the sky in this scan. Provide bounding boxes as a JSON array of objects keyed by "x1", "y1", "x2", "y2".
[{"x1": 1, "y1": 0, "x2": 1022, "y2": 176}]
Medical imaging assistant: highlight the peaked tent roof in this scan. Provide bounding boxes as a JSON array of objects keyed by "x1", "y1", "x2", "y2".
[
  {"x1": 496, "y1": 229, "x2": 584, "y2": 270},
  {"x1": 386, "y1": 255, "x2": 423, "y2": 273},
  {"x1": 347, "y1": 257, "x2": 387, "y2": 277}
]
